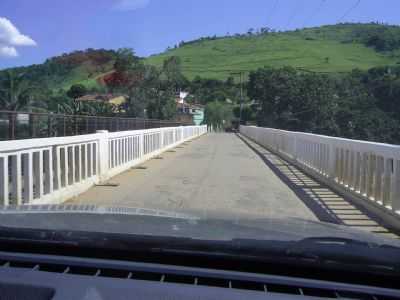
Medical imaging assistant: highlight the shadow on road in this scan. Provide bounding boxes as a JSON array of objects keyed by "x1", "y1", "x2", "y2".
[
  {"x1": 236, "y1": 133, "x2": 341, "y2": 224},
  {"x1": 236, "y1": 133, "x2": 399, "y2": 239}
]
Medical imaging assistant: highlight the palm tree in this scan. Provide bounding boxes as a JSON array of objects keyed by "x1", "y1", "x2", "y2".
[
  {"x1": 0, "y1": 70, "x2": 37, "y2": 111},
  {"x1": 0, "y1": 70, "x2": 42, "y2": 138}
]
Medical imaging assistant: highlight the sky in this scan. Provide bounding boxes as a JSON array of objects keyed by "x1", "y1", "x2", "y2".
[{"x1": 1, "y1": 0, "x2": 400, "y2": 69}]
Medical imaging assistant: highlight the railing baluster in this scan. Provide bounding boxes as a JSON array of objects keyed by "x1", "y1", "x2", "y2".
[
  {"x1": 354, "y1": 152, "x2": 361, "y2": 192},
  {"x1": 382, "y1": 158, "x2": 392, "y2": 208},
  {"x1": 0, "y1": 156, "x2": 9, "y2": 205},
  {"x1": 367, "y1": 154, "x2": 376, "y2": 200},
  {"x1": 92, "y1": 142, "x2": 97, "y2": 175},
  {"x1": 81, "y1": 144, "x2": 87, "y2": 179},
  {"x1": 87, "y1": 143, "x2": 92, "y2": 178},
  {"x1": 44, "y1": 149, "x2": 53, "y2": 195},
  {"x1": 75, "y1": 145, "x2": 81, "y2": 182},
  {"x1": 375, "y1": 156, "x2": 384, "y2": 203},
  {"x1": 111, "y1": 140, "x2": 116, "y2": 168},
  {"x1": 391, "y1": 160, "x2": 400, "y2": 212},
  {"x1": 22, "y1": 152, "x2": 33, "y2": 203},
  {"x1": 54, "y1": 147, "x2": 61, "y2": 190},
  {"x1": 62, "y1": 147, "x2": 68, "y2": 187},
  {"x1": 11, "y1": 153, "x2": 22, "y2": 204}
]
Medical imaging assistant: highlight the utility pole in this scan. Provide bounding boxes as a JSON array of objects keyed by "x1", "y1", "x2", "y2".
[
  {"x1": 231, "y1": 71, "x2": 244, "y2": 126},
  {"x1": 239, "y1": 72, "x2": 243, "y2": 125}
]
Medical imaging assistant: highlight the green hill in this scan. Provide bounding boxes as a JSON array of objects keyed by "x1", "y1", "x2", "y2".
[
  {"x1": 0, "y1": 49, "x2": 117, "y2": 91},
  {"x1": 2, "y1": 23, "x2": 400, "y2": 91},
  {"x1": 145, "y1": 23, "x2": 400, "y2": 80}
]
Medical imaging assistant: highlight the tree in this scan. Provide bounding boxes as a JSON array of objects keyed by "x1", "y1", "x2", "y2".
[
  {"x1": 162, "y1": 56, "x2": 188, "y2": 92},
  {"x1": 246, "y1": 66, "x2": 400, "y2": 144},
  {"x1": 65, "y1": 84, "x2": 88, "y2": 114},
  {"x1": 247, "y1": 67, "x2": 337, "y2": 133},
  {"x1": 204, "y1": 101, "x2": 233, "y2": 130},
  {"x1": 187, "y1": 77, "x2": 241, "y2": 105},
  {"x1": 146, "y1": 88, "x2": 176, "y2": 120},
  {"x1": 0, "y1": 70, "x2": 39, "y2": 111},
  {"x1": 0, "y1": 70, "x2": 47, "y2": 138},
  {"x1": 233, "y1": 105, "x2": 256, "y2": 124},
  {"x1": 113, "y1": 48, "x2": 140, "y2": 73},
  {"x1": 67, "y1": 84, "x2": 87, "y2": 100}
]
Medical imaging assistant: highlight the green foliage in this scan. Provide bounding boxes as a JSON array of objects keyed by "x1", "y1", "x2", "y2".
[
  {"x1": 203, "y1": 101, "x2": 233, "y2": 129},
  {"x1": 114, "y1": 48, "x2": 140, "y2": 73},
  {"x1": 161, "y1": 56, "x2": 188, "y2": 91},
  {"x1": 0, "y1": 70, "x2": 45, "y2": 111},
  {"x1": 146, "y1": 89, "x2": 177, "y2": 120},
  {"x1": 233, "y1": 105, "x2": 257, "y2": 123},
  {"x1": 66, "y1": 84, "x2": 87, "y2": 100},
  {"x1": 247, "y1": 66, "x2": 400, "y2": 144},
  {"x1": 0, "y1": 48, "x2": 117, "y2": 91},
  {"x1": 187, "y1": 76, "x2": 240, "y2": 104},
  {"x1": 105, "y1": 53, "x2": 178, "y2": 120}
]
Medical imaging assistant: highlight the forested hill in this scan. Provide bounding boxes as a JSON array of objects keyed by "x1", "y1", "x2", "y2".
[
  {"x1": 0, "y1": 49, "x2": 117, "y2": 92},
  {"x1": 2, "y1": 22, "x2": 400, "y2": 90},
  {"x1": 146, "y1": 23, "x2": 400, "y2": 80}
]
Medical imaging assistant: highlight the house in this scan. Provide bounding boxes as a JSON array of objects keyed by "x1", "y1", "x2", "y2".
[
  {"x1": 76, "y1": 94, "x2": 127, "y2": 106},
  {"x1": 174, "y1": 92, "x2": 204, "y2": 125}
]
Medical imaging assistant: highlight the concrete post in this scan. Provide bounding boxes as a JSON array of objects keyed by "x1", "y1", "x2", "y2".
[
  {"x1": 160, "y1": 128, "x2": 164, "y2": 149},
  {"x1": 328, "y1": 143, "x2": 337, "y2": 180},
  {"x1": 96, "y1": 130, "x2": 109, "y2": 182},
  {"x1": 140, "y1": 131, "x2": 144, "y2": 158}
]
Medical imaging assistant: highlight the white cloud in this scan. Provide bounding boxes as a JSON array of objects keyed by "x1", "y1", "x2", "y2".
[
  {"x1": 0, "y1": 45, "x2": 18, "y2": 57},
  {"x1": 0, "y1": 17, "x2": 36, "y2": 58},
  {"x1": 113, "y1": 0, "x2": 150, "y2": 11}
]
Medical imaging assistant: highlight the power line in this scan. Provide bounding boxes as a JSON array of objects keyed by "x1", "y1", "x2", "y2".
[
  {"x1": 338, "y1": 0, "x2": 361, "y2": 23},
  {"x1": 302, "y1": 0, "x2": 327, "y2": 28}
]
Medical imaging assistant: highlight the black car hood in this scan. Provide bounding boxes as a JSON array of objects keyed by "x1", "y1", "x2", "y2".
[{"x1": 0, "y1": 204, "x2": 398, "y2": 247}]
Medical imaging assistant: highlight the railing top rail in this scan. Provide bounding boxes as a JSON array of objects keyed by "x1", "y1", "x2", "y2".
[
  {"x1": 0, "y1": 125, "x2": 207, "y2": 153},
  {"x1": 0, "y1": 133, "x2": 102, "y2": 153},
  {"x1": 243, "y1": 125, "x2": 400, "y2": 150}
]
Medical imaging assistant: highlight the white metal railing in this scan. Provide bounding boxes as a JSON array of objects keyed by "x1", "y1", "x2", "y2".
[
  {"x1": 240, "y1": 125, "x2": 400, "y2": 217},
  {"x1": 0, "y1": 125, "x2": 207, "y2": 205}
]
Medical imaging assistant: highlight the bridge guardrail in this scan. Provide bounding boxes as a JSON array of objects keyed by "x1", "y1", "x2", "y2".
[
  {"x1": 240, "y1": 125, "x2": 400, "y2": 221},
  {"x1": 0, "y1": 110, "x2": 188, "y2": 141},
  {"x1": 0, "y1": 125, "x2": 207, "y2": 205}
]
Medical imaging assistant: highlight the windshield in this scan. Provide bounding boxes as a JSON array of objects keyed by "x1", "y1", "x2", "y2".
[{"x1": 1, "y1": 0, "x2": 400, "y2": 273}]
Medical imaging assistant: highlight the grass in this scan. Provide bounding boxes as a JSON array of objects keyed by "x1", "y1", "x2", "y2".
[
  {"x1": 145, "y1": 32, "x2": 398, "y2": 80},
  {"x1": 15, "y1": 23, "x2": 399, "y2": 90}
]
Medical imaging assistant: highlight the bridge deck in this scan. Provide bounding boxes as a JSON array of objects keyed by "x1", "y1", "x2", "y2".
[{"x1": 68, "y1": 133, "x2": 398, "y2": 238}]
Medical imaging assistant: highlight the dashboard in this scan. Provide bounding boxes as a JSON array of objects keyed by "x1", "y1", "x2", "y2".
[{"x1": 0, "y1": 251, "x2": 398, "y2": 300}]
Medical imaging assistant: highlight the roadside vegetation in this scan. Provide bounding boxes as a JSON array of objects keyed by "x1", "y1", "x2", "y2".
[{"x1": 1, "y1": 23, "x2": 400, "y2": 143}]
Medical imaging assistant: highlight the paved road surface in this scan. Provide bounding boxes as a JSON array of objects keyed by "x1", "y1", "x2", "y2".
[{"x1": 69, "y1": 133, "x2": 317, "y2": 220}]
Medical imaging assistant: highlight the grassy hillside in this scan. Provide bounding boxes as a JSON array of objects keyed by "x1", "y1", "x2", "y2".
[
  {"x1": 146, "y1": 23, "x2": 400, "y2": 80},
  {"x1": 2, "y1": 23, "x2": 400, "y2": 90}
]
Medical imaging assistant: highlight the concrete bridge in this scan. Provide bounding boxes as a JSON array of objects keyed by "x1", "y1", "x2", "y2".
[{"x1": 0, "y1": 125, "x2": 399, "y2": 239}]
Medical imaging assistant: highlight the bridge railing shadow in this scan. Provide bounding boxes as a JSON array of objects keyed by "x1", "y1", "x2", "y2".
[{"x1": 236, "y1": 133, "x2": 399, "y2": 239}]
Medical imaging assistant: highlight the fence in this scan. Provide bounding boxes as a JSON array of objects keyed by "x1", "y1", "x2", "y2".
[
  {"x1": 240, "y1": 125, "x2": 400, "y2": 221},
  {"x1": 0, "y1": 125, "x2": 207, "y2": 205},
  {"x1": 0, "y1": 110, "x2": 187, "y2": 140}
]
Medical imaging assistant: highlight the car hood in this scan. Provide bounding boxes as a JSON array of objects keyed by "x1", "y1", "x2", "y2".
[{"x1": 0, "y1": 204, "x2": 398, "y2": 247}]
